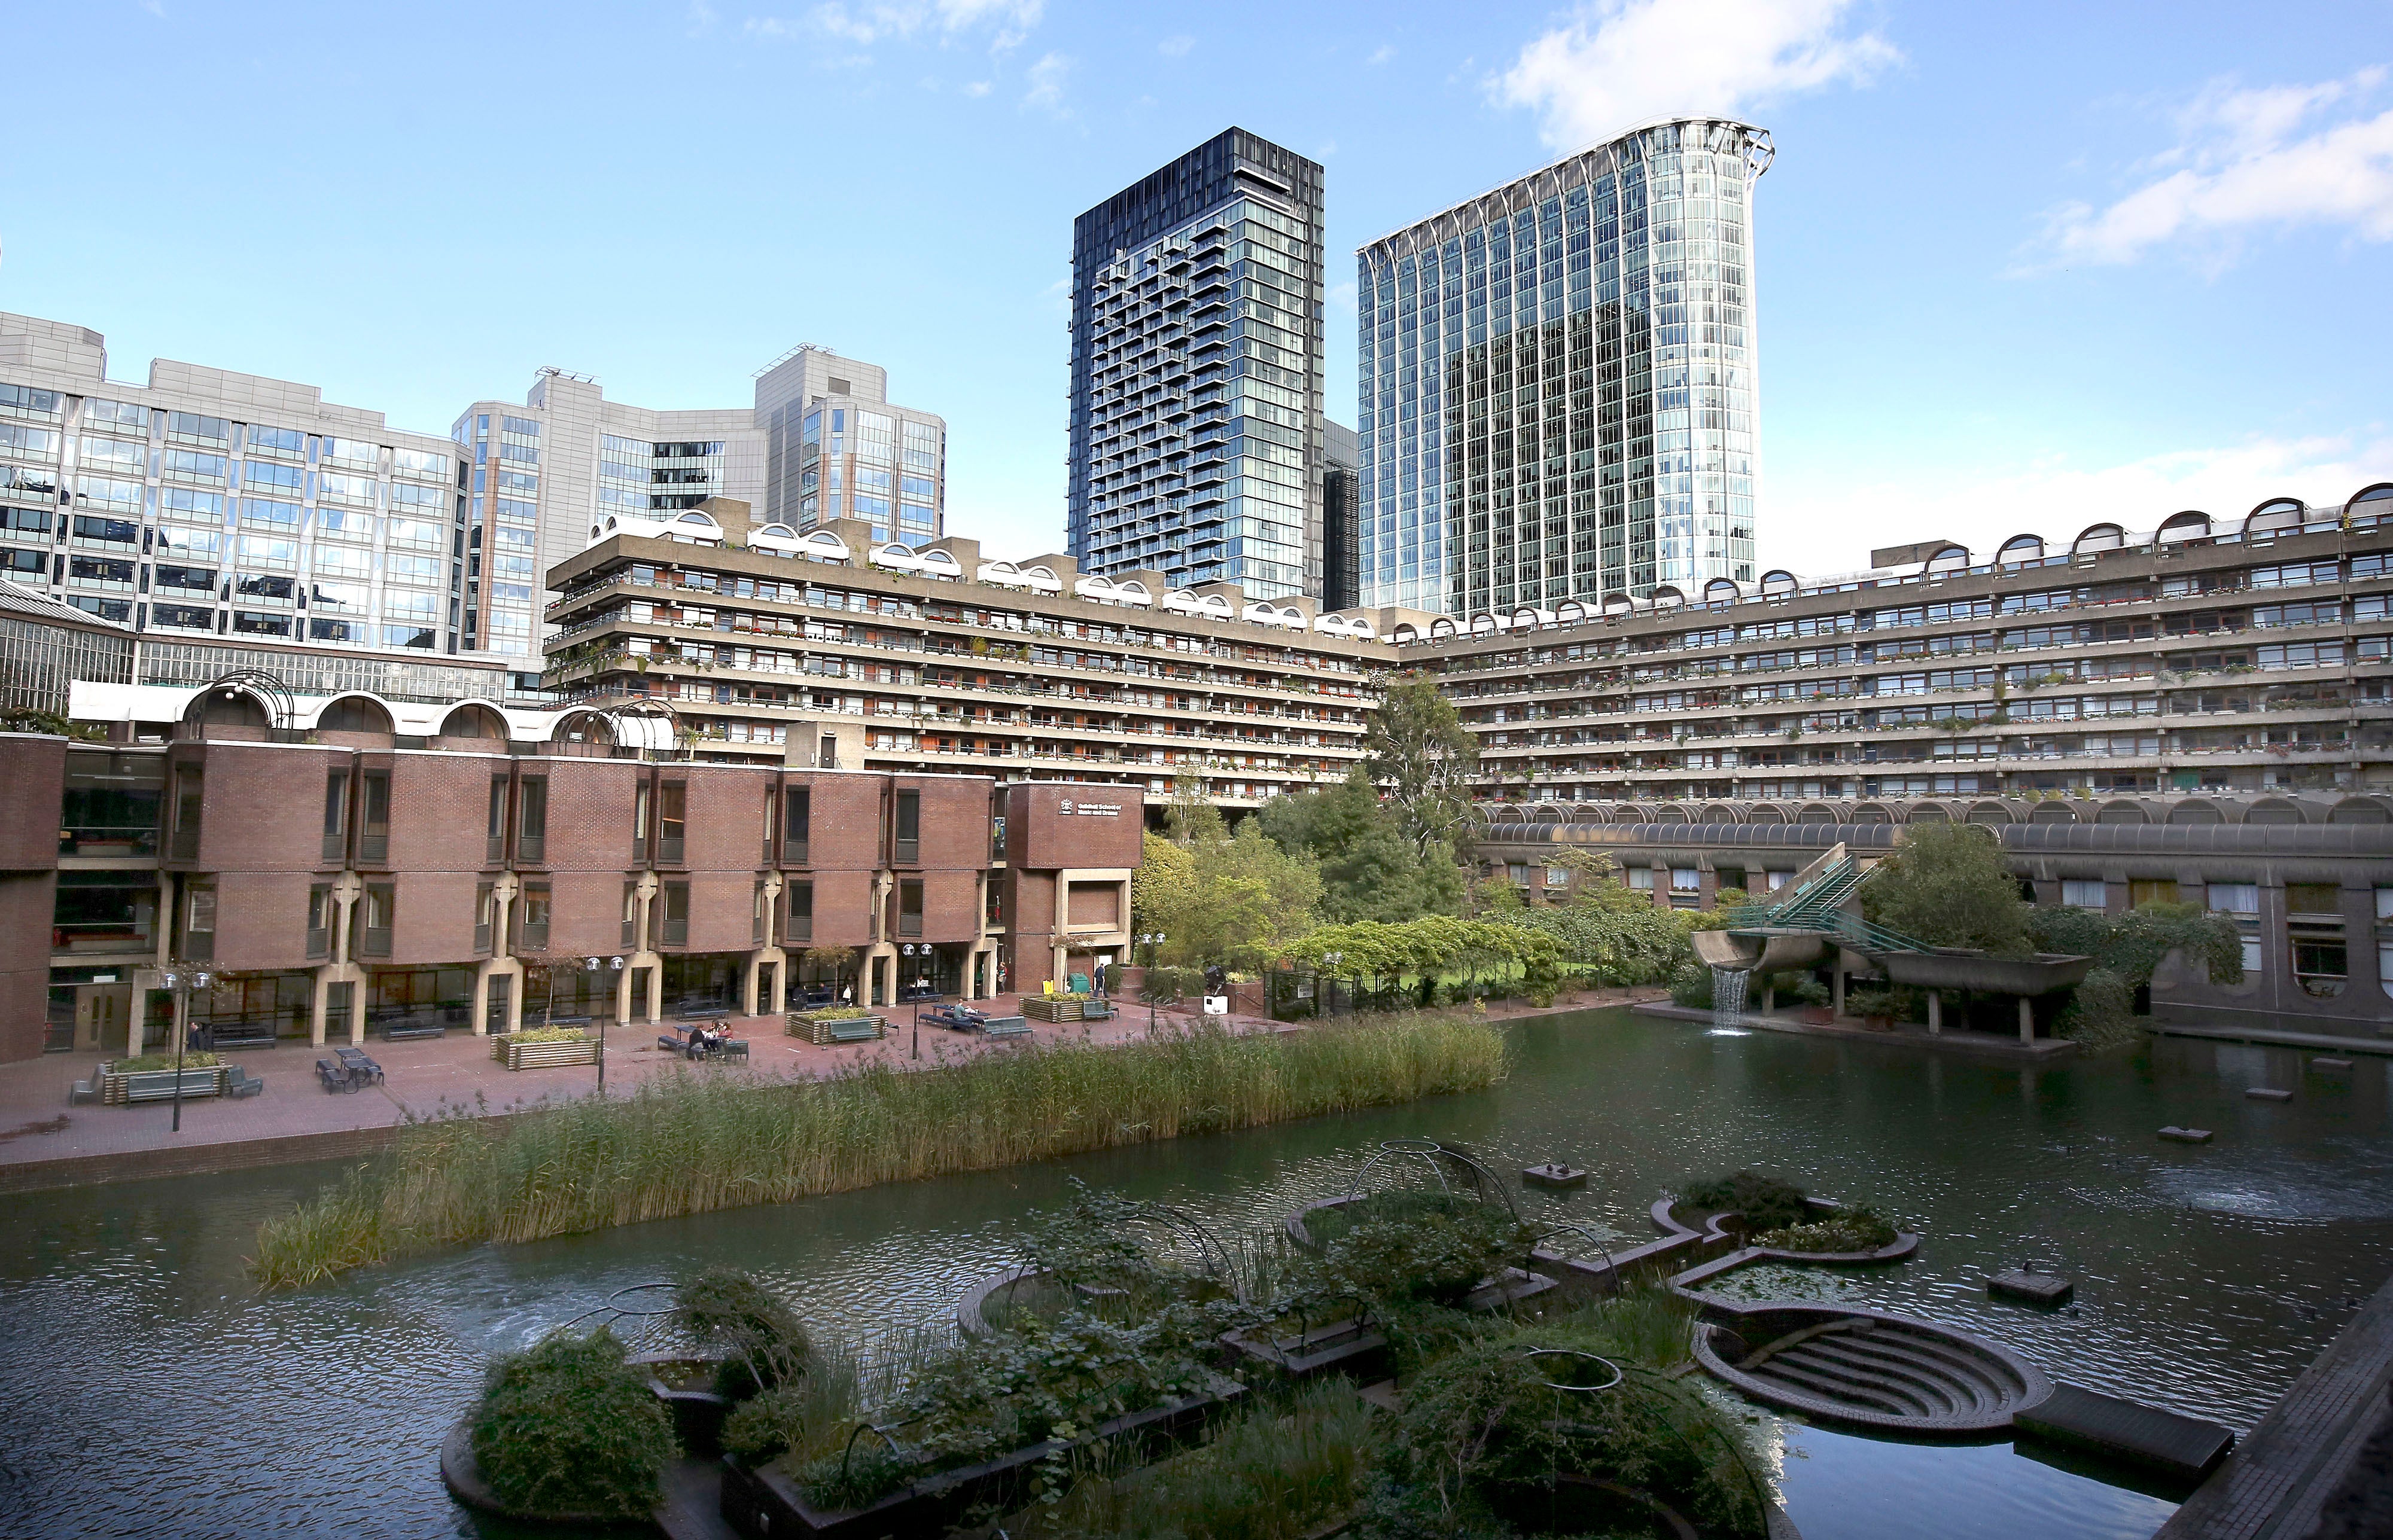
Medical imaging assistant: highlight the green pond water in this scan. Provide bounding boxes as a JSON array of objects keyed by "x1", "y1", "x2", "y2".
[{"x1": 4, "y1": 1007, "x2": 2391, "y2": 1540}]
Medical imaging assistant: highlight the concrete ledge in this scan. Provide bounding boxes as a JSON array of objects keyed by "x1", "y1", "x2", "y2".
[
  {"x1": 0, "y1": 1120, "x2": 420, "y2": 1196},
  {"x1": 1633, "y1": 1003, "x2": 2080, "y2": 1063},
  {"x1": 2153, "y1": 1021, "x2": 2393, "y2": 1057}
]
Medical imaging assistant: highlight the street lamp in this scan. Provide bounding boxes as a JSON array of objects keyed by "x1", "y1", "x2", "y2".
[
  {"x1": 1137, "y1": 932, "x2": 1166, "y2": 1036},
  {"x1": 901, "y1": 943, "x2": 923, "y2": 1060},
  {"x1": 587, "y1": 956, "x2": 623, "y2": 1091},
  {"x1": 157, "y1": 968, "x2": 214, "y2": 1134}
]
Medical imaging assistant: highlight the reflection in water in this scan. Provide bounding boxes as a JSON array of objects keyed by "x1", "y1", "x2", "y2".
[{"x1": 1, "y1": 1012, "x2": 2388, "y2": 1540}]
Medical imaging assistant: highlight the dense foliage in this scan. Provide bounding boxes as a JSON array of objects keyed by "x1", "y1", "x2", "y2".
[
  {"x1": 1861, "y1": 822, "x2": 2034, "y2": 955},
  {"x1": 468, "y1": 1328, "x2": 669, "y2": 1519},
  {"x1": 1362, "y1": 673, "x2": 1481, "y2": 859},
  {"x1": 1753, "y1": 1207, "x2": 1899, "y2": 1254},
  {"x1": 1305, "y1": 1191, "x2": 1538, "y2": 1309},
  {"x1": 109, "y1": 1051, "x2": 220, "y2": 1073},
  {"x1": 1132, "y1": 824, "x2": 1323, "y2": 973},
  {"x1": 1259, "y1": 769, "x2": 1465, "y2": 923},
  {"x1": 1679, "y1": 1171, "x2": 1810, "y2": 1232},
  {"x1": 2028, "y1": 901, "x2": 2245, "y2": 989},
  {"x1": 674, "y1": 1267, "x2": 811, "y2": 1399}
]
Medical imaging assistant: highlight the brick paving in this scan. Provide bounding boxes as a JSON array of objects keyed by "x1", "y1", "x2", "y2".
[
  {"x1": 2154, "y1": 1268, "x2": 2393, "y2": 1539},
  {"x1": 0, "y1": 989, "x2": 1660, "y2": 1189}
]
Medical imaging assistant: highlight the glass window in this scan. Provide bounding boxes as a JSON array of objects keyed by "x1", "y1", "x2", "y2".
[
  {"x1": 246, "y1": 424, "x2": 306, "y2": 456},
  {"x1": 2061, "y1": 880, "x2": 2106, "y2": 909},
  {"x1": 2208, "y1": 883, "x2": 2260, "y2": 914}
]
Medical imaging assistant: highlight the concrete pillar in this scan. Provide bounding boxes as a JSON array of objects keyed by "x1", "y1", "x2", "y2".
[
  {"x1": 1761, "y1": 982, "x2": 1775, "y2": 1015},
  {"x1": 616, "y1": 966, "x2": 637, "y2": 1024},
  {"x1": 644, "y1": 962, "x2": 664, "y2": 1022},
  {"x1": 741, "y1": 954, "x2": 762, "y2": 1016},
  {"x1": 1927, "y1": 991, "x2": 1942, "y2": 1034},
  {"x1": 2018, "y1": 995, "x2": 2035, "y2": 1044},
  {"x1": 309, "y1": 968, "x2": 332, "y2": 1047},
  {"x1": 1832, "y1": 967, "x2": 1846, "y2": 1020}
]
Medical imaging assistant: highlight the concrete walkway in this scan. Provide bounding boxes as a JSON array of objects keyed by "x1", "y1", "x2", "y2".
[
  {"x1": 2155, "y1": 1268, "x2": 2393, "y2": 1539},
  {"x1": 0, "y1": 988, "x2": 1662, "y2": 1193}
]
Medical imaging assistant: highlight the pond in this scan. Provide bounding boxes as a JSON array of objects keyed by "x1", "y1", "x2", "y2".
[{"x1": 4, "y1": 1007, "x2": 2390, "y2": 1540}]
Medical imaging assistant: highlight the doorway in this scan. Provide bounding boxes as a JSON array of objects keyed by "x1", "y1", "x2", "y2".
[{"x1": 75, "y1": 984, "x2": 133, "y2": 1054}]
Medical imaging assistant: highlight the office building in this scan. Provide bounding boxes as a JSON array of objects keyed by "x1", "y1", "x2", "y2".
[
  {"x1": 754, "y1": 345, "x2": 949, "y2": 548},
  {"x1": 1068, "y1": 129, "x2": 1326, "y2": 601},
  {"x1": 0, "y1": 311, "x2": 473, "y2": 656},
  {"x1": 1322, "y1": 420, "x2": 1361, "y2": 611},
  {"x1": 1357, "y1": 117, "x2": 1771, "y2": 615},
  {"x1": 449, "y1": 371, "x2": 765, "y2": 658}
]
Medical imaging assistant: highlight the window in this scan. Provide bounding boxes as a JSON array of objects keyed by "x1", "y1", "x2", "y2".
[
  {"x1": 899, "y1": 879, "x2": 924, "y2": 938},
  {"x1": 355, "y1": 883, "x2": 394, "y2": 958},
  {"x1": 658, "y1": 781, "x2": 686, "y2": 864},
  {"x1": 2292, "y1": 936, "x2": 2348, "y2": 996},
  {"x1": 486, "y1": 776, "x2": 508, "y2": 863},
  {"x1": 2244, "y1": 938, "x2": 2265, "y2": 976},
  {"x1": 475, "y1": 882, "x2": 495, "y2": 955},
  {"x1": 660, "y1": 882, "x2": 690, "y2": 946},
  {"x1": 171, "y1": 765, "x2": 203, "y2": 860},
  {"x1": 517, "y1": 776, "x2": 547, "y2": 864},
  {"x1": 786, "y1": 881, "x2": 814, "y2": 942},
  {"x1": 1626, "y1": 867, "x2": 1654, "y2": 891},
  {"x1": 753, "y1": 882, "x2": 769, "y2": 946},
  {"x1": 322, "y1": 769, "x2": 349, "y2": 861},
  {"x1": 182, "y1": 880, "x2": 217, "y2": 962},
  {"x1": 306, "y1": 883, "x2": 333, "y2": 959},
  {"x1": 2129, "y1": 879, "x2": 2180, "y2": 908},
  {"x1": 2062, "y1": 880, "x2": 2106, "y2": 910},
  {"x1": 894, "y1": 789, "x2": 920, "y2": 864},
  {"x1": 1546, "y1": 866, "x2": 1569, "y2": 888},
  {"x1": 359, "y1": 771, "x2": 390, "y2": 861},
  {"x1": 622, "y1": 882, "x2": 641, "y2": 948},
  {"x1": 519, "y1": 882, "x2": 551, "y2": 952},
  {"x1": 634, "y1": 782, "x2": 651, "y2": 860},
  {"x1": 2285, "y1": 883, "x2": 2342, "y2": 917},
  {"x1": 2206, "y1": 883, "x2": 2260, "y2": 914},
  {"x1": 985, "y1": 877, "x2": 1004, "y2": 927},
  {"x1": 783, "y1": 786, "x2": 810, "y2": 864}
]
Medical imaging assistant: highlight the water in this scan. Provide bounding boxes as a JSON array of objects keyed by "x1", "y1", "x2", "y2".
[
  {"x1": 4, "y1": 1009, "x2": 2390, "y2": 1540},
  {"x1": 1712, "y1": 965, "x2": 1751, "y2": 1033}
]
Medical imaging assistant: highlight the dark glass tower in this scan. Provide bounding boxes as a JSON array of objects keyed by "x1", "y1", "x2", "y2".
[{"x1": 1067, "y1": 129, "x2": 1325, "y2": 600}]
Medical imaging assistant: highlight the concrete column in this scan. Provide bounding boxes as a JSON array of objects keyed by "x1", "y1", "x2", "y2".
[
  {"x1": 309, "y1": 968, "x2": 332, "y2": 1047},
  {"x1": 471, "y1": 967, "x2": 492, "y2": 1040},
  {"x1": 742, "y1": 954, "x2": 761, "y2": 1016},
  {"x1": 644, "y1": 962, "x2": 664, "y2": 1022},
  {"x1": 2018, "y1": 995, "x2": 2035, "y2": 1044},
  {"x1": 1926, "y1": 991, "x2": 1943, "y2": 1034},
  {"x1": 126, "y1": 986, "x2": 148, "y2": 1060},
  {"x1": 1832, "y1": 967, "x2": 1846, "y2": 1020}
]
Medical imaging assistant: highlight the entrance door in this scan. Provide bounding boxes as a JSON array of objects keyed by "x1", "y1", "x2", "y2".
[
  {"x1": 754, "y1": 962, "x2": 777, "y2": 1017},
  {"x1": 76, "y1": 985, "x2": 132, "y2": 1054},
  {"x1": 486, "y1": 974, "x2": 512, "y2": 1035}
]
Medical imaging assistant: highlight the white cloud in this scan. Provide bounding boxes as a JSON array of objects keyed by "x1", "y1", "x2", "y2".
[
  {"x1": 1763, "y1": 435, "x2": 2393, "y2": 576},
  {"x1": 768, "y1": 0, "x2": 1039, "y2": 50},
  {"x1": 1158, "y1": 33, "x2": 1193, "y2": 57},
  {"x1": 1022, "y1": 51, "x2": 1070, "y2": 115},
  {"x1": 1366, "y1": 42, "x2": 1395, "y2": 66},
  {"x1": 1494, "y1": 0, "x2": 1896, "y2": 150},
  {"x1": 686, "y1": 0, "x2": 717, "y2": 33},
  {"x1": 2036, "y1": 69, "x2": 2393, "y2": 268},
  {"x1": 964, "y1": 79, "x2": 992, "y2": 96}
]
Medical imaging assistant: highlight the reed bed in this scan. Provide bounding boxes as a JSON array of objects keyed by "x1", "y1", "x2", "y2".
[{"x1": 251, "y1": 1013, "x2": 1506, "y2": 1290}]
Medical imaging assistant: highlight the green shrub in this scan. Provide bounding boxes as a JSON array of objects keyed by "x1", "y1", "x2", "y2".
[
  {"x1": 1669, "y1": 961, "x2": 1715, "y2": 1008},
  {"x1": 110, "y1": 1052, "x2": 220, "y2": 1073},
  {"x1": 2057, "y1": 966, "x2": 2141, "y2": 1051},
  {"x1": 1679, "y1": 1171, "x2": 1809, "y2": 1231},
  {"x1": 1753, "y1": 1206, "x2": 1899, "y2": 1254},
  {"x1": 1862, "y1": 821, "x2": 2033, "y2": 955},
  {"x1": 1843, "y1": 986, "x2": 1915, "y2": 1021},
  {"x1": 469, "y1": 1328, "x2": 669, "y2": 1519},
  {"x1": 1786, "y1": 976, "x2": 1831, "y2": 1008},
  {"x1": 507, "y1": 1026, "x2": 588, "y2": 1044},
  {"x1": 674, "y1": 1268, "x2": 810, "y2": 1399},
  {"x1": 1362, "y1": 1333, "x2": 1767, "y2": 1538},
  {"x1": 1305, "y1": 1191, "x2": 1535, "y2": 1309}
]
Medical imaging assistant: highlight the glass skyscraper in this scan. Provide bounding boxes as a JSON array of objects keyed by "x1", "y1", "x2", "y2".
[
  {"x1": 1068, "y1": 129, "x2": 1325, "y2": 600},
  {"x1": 1357, "y1": 117, "x2": 1771, "y2": 615}
]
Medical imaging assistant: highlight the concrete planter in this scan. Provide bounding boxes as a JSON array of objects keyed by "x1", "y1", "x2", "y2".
[
  {"x1": 492, "y1": 1035, "x2": 602, "y2": 1070},
  {"x1": 720, "y1": 1378, "x2": 1244, "y2": 1540},
  {"x1": 99, "y1": 1065, "x2": 227, "y2": 1105}
]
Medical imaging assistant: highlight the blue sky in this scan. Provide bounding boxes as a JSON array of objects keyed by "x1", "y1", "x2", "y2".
[{"x1": 4, "y1": 0, "x2": 2391, "y2": 576}]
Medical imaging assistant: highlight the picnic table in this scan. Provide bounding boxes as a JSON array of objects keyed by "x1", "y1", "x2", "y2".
[{"x1": 334, "y1": 1046, "x2": 384, "y2": 1085}]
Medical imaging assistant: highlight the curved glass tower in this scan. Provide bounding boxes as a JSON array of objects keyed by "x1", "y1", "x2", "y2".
[{"x1": 1357, "y1": 117, "x2": 1770, "y2": 615}]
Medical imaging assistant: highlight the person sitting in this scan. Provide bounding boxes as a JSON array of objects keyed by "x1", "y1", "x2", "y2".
[{"x1": 686, "y1": 1024, "x2": 712, "y2": 1060}]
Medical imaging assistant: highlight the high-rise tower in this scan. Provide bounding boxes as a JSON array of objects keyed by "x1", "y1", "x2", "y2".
[
  {"x1": 1357, "y1": 118, "x2": 1770, "y2": 614},
  {"x1": 1068, "y1": 129, "x2": 1325, "y2": 600}
]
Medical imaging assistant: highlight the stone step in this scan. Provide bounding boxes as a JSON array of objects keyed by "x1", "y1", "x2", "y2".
[{"x1": 2014, "y1": 1383, "x2": 2235, "y2": 1485}]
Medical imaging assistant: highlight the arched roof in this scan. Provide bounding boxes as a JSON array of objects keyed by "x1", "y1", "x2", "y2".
[
  {"x1": 1703, "y1": 577, "x2": 1743, "y2": 602},
  {"x1": 2156, "y1": 510, "x2": 2211, "y2": 543},
  {"x1": 2352, "y1": 481, "x2": 2393, "y2": 505},
  {"x1": 309, "y1": 692, "x2": 395, "y2": 734},
  {"x1": 2330, "y1": 795, "x2": 2391, "y2": 825},
  {"x1": 1758, "y1": 569, "x2": 1798, "y2": 596},
  {"x1": 437, "y1": 699, "x2": 510, "y2": 739},
  {"x1": 1996, "y1": 533, "x2": 2045, "y2": 563},
  {"x1": 2027, "y1": 800, "x2": 2079, "y2": 824},
  {"x1": 1649, "y1": 585, "x2": 1685, "y2": 608},
  {"x1": 2167, "y1": 799, "x2": 2223, "y2": 825},
  {"x1": 1922, "y1": 544, "x2": 1969, "y2": 573},
  {"x1": 1967, "y1": 800, "x2": 2016, "y2": 825},
  {"x1": 2072, "y1": 522, "x2": 2126, "y2": 556}
]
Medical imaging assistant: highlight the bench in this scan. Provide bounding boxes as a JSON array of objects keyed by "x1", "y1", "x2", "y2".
[
  {"x1": 827, "y1": 1018, "x2": 881, "y2": 1043},
  {"x1": 317, "y1": 1059, "x2": 358, "y2": 1093},
  {"x1": 981, "y1": 1016, "x2": 1031, "y2": 1039},
  {"x1": 224, "y1": 1065, "x2": 266, "y2": 1099},
  {"x1": 207, "y1": 1022, "x2": 279, "y2": 1050},
  {"x1": 924, "y1": 1007, "x2": 985, "y2": 1033},
  {"x1": 378, "y1": 1023, "x2": 445, "y2": 1042},
  {"x1": 1079, "y1": 1002, "x2": 1116, "y2": 1021},
  {"x1": 334, "y1": 1047, "x2": 385, "y2": 1085},
  {"x1": 69, "y1": 1075, "x2": 98, "y2": 1106},
  {"x1": 121, "y1": 1072, "x2": 222, "y2": 1103}
]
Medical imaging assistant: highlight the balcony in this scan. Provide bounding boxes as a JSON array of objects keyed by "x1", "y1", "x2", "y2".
[{"x1": 59, "y1": 824, "x2": 159, "y2": 858}]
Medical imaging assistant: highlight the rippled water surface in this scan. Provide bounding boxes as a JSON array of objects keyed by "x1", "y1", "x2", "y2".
[{"x1": 5, "y1": 1010, "x2": 2391, "y2": 1540}]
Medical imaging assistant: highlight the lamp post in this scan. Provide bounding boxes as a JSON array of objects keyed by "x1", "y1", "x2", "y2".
[
  {"x1": 901, "y1": 943, "x2": 922, "y2": 1060},
  {"x1": 1138, "y1": 931, "x2": 1165, "y2": 1036},
  {"x1": 588, "y1": 956, "x2": 623, "y2": 1091},
  {"x1": 1319, "y1": 951, "x2": 1344, "y2": 1020},
  {"x1": 157, "y1": 968, "x2": 214, "y2": 1134}
]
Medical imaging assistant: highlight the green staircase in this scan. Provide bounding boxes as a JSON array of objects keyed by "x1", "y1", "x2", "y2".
[{"x1": 1721, "y1": 844, "x2": 1930, "y2": 957}]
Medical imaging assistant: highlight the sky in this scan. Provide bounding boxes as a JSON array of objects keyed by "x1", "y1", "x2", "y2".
[{"x1": 4, "y1": 0, "x2": 2392, "y2": 578}]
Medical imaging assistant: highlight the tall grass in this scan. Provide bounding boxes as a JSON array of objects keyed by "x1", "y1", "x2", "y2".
[{"x1": 251, "y1": 1014, "x2": 1507, "y2": 1290}]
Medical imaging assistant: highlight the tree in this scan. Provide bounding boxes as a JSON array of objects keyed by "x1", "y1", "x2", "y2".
[
  {"x1": 1861, "y1": 822, "x2": 2034, "y2": 956},
  {"x1": 1163, "y1": 769, "x2": 1225, "y2": 846},
  {"x1": 1362, "y1": 672, "x2": 1481, "y2": 858},
  {"x1": 1134, "y1": 822, "x2": 1319, "y2": 975},
  {"x1": 1257, "y1": 769, "x2": 1463, "y2": 923},
  {"x1": 1131, "y1": 832, "x2": 1196, "y2": 938}
]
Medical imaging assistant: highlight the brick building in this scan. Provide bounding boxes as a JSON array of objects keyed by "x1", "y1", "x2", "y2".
[{"x1": 14, "y1": 685, "x2": 1139, "y2": 1064}]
